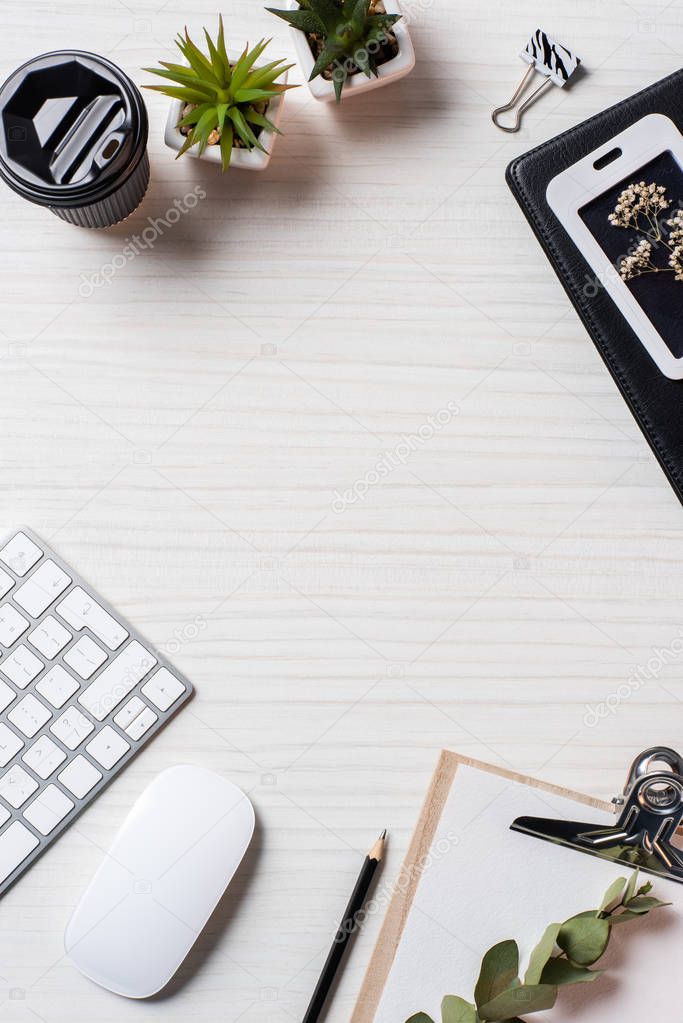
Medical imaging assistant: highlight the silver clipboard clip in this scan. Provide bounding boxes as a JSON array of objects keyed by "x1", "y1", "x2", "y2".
[
  {"x1": 492, "y1": 28, "x2": 581, "y2": 133},
  {"x1": 511, "y1": 747, "x2": 683, "y2": 884}
]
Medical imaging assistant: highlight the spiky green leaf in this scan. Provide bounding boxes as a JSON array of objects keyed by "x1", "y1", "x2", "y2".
[
  {"x1": 307, "y1": 0, "x2": 344, "y2": 32},
  {"x1": 228, "y1": 107, "x2": 266, "y2": 152},
  {"x1": 244, "y1": 109, "x2": 281, "y2": 134},
  {"x1": 233, "y1": 87, "x2": 281, "y2": 103},
  {"x1": 143, "y1": 66, "x2": 216, "y2": 96},
  {"x1": 219, "y1": 121, "x2": 234, "y2": 170},
  {"x1": 310, "y1": 45, "x2": 345, "y2": 79},
  {"x1": 144, "y1": 84, "x2": 212, "y2": 105},
  {"x1": 266, "y1": 7, "x2": 325, "y2": 33}
]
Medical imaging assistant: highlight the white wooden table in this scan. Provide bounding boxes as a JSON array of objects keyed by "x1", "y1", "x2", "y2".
[{"x1": 1, "y1": 1, "x2": 682, "y2": 1020}]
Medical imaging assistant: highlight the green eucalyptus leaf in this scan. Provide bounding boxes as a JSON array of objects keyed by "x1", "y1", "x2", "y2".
[
  {"x1": 540, "y1": 958, "x2": 603, "y2": 986},
  {"x1": 478, "y1": 983, "x2": 557, "y2": 1020},
  {"x1": 599, "y1": 876, "x2": 627, "y2": 913},
  {"x1": 474, "y1": 940, "x2": 519, "y2": 1009},
  {"x1": 621, "y1": 895, "x2": 671, "y2": 914},
  {"x1": 609, "y1": 909, "x2": 642, "y2": 925},
  {"x1": 405, "y1": 1015, "x2": 436, "y2": 1023},
  {"x1": 525, "y1": 922, "x2": 561, "y2": 984},
  {"x1": 623, "y1": 870, "x2": 639, "y2": 905},
  {"x1": 441, "y1": 995, "x2": 478, "y2": 1023},
  {"x1": 557, "y1": 915, "x2": 610, "y2": 966}
]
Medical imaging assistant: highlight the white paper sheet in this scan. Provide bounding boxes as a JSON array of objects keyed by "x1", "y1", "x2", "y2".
[{"x1": 375, "y1": 766, "x2": 683, "y2": 1022}]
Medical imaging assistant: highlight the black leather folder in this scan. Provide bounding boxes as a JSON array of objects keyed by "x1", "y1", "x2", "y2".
[{"x1": 506, "y1": 69, "x2": 683, "y2": 504}]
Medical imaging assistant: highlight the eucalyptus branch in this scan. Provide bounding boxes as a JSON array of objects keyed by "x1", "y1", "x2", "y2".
[{"x1": 406, "y1": 871, "x2": 670, "y2": 1023}]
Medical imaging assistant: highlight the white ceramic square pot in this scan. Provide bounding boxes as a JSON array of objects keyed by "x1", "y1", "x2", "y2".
[
  {"x1": 284, "y1": 0, "x2": 414, "y2": 102},
  {"x1": 164, "y1": 53, "x2": 288, "y2": 171}
]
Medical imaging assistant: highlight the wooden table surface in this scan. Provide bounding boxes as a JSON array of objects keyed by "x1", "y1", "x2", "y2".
[{"x1": 1, "y1": 0, "x2": 682, "y2": 1020}]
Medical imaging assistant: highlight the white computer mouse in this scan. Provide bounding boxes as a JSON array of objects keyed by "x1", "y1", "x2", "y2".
[{"x1": 65, "y1": 765, "x2": 255, "y2": 998}]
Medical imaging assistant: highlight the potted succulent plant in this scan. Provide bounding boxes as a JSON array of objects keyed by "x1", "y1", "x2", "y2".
[
  {"x1": 266, "y1": 0, "x2": 414, "y2": 102},
  {"x1": 144, "y1": 17, "x2": 295, "y2": 170}
]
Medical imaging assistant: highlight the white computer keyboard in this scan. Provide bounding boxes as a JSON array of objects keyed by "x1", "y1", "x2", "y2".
[{"x1": 0, "y1": 529, "x2": 193, "y2": 896}]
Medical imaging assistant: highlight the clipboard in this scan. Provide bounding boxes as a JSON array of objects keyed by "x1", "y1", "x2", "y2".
[{"x1": 351, "y1": 750, "x2": 683, "y2": 1023}]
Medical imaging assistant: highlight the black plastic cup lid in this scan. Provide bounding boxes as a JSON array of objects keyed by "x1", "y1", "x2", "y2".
[{"x1": 0, "y1": 50, "x2": 148, "y2": 208}]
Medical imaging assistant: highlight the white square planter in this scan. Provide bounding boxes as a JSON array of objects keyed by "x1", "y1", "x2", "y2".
[
  {"x1": 164, "y1": 52, "x2": 288, "y2": 171},
  {"x1": 284, "y1": 0, "x2": 414, "y2": 102}
]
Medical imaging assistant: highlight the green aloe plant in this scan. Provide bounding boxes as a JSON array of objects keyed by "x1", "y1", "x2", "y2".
[
  {"x1": 144, "y1": 17, "x2": 295, "y2": 170},
  {"x1": 406, "y1": 872, "x2": 669, "y2": 1023},
  {"x1": 266, "y1": 0, "x2": 401, "y2": 101}
]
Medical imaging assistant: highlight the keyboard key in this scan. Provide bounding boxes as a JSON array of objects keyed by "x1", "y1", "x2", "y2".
[
  {"x1": 113, "y1": 696, "x2": 144, "y2": 730},
  {"x1": 141, "y1": 668, "x2": 185, "y2": 712},
  {"x1": 0, "y1": 568, "x2": 13, "y2": 599},
  {"x1": 0, "y1": 821, "x2": 39, "y2": 882},
  {"x1": 58, "y1": 756, "x2": 101, "y2": 799},
  {"x1": 0, "y1": 723, "x2": 23, "y2": 767},
  {"x1": 85, "y1": 726, "x2": 130, "y2": 770},
  {"x1": 125, "y1": 707, "x2": 158, "y2": 741},
  {"x1": 63, "y1": 636, "x2": 106, "y2": 680},
  {"x1": 0, "y1": 765, "x2": 39, "y2": 808},
  {"x1": 0, "y1": 645, "x2": 42, "y2": 688},
  {"x1": 50, "y1": 707, "x2": 94, "y2": 750},
  {"x1": 0, "y1": 680, "x2": 15, "y2": 714},
  {"x1": 0, "y1": 804, "x2": 9, "y2": 828},
  {"x1": 14, "y1": 561, "x2": 71, "y2": 619},
  {"x1": 22, "y1": 736, "x2": 66, "y2": 779},
  {"x1": 0, "y1": 605, "x2": 29, "y2": 647},
  {"x1": 36, "y1": 665, "x2": 79, "y2": 709},
  {"x1": 8, "y1": 693, "x2": 51, "y2": 738},
  {"x1": 0, "y1": 533, "x2": 42, "y2": 577},
  {"x1": 79, "y1": 641, "x2": 156, "y2": 721},
  {"x1": 23, "y1": 785, "x2": 74, "y2": 836},
  {"x1": 56, "y1": 587, "x2": 128, "y2": 651},
  {"x1": 28, "y1": 616, "x2": 71, "y2": 659}
]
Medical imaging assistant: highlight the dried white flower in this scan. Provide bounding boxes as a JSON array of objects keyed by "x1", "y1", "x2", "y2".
[
  {"x1": 670, "y1": 245, "x2": 683, "y2": 282},
  {"x1": 618, "y1": 239, "x2": 656, "y2": 282},
  {"x1": 609, "y1": 181, "x2": 670, "y2": 237},
  {"x1": 667, "y1": 208, "x2": 683, "y2": 249}
]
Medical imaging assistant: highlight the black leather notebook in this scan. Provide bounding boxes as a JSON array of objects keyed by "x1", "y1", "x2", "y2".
[{"x1": 506, "y1": 69, "x2": 683, "y2": 504}]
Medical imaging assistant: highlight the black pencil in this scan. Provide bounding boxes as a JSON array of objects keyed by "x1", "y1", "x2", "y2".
[{"x1": 302, "y1": 830, "x2": 387, "y2": 1023}]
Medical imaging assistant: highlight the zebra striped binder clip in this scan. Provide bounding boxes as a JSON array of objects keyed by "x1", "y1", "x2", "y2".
[
  {"x1": 511, "y1": 747, "x2": 683, "y2": 884},
  {"x1": 492, "y1": 29, "x2": 581, "y2": 133}
]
